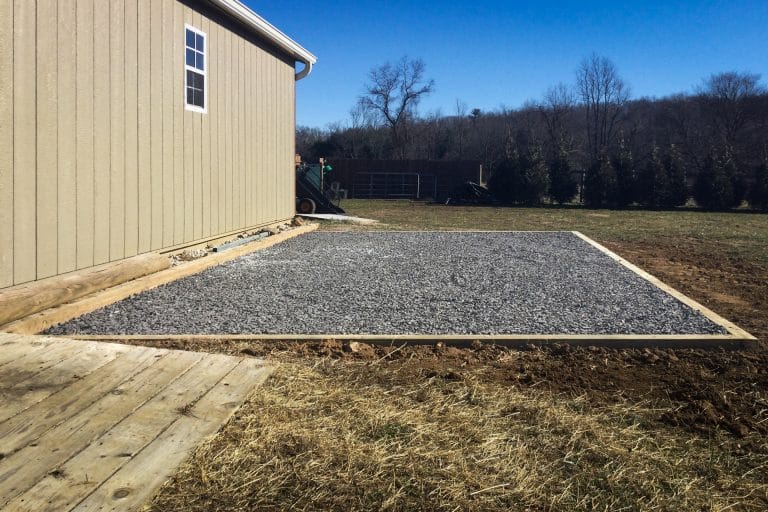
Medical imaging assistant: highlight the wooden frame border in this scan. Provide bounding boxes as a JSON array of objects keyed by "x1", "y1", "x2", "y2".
[
  {"x1": 569, "y1": 231, "x2": 754, "y2": 341},
  {"x1": 1, "y1": 224, "x2": 318, "y2": 335},
  {"x1": 11, "y1": 229, "x2": 756, "y2": 349},
  {"x1": 65, "y1": 333, "x2": 756, "y2": 350}
]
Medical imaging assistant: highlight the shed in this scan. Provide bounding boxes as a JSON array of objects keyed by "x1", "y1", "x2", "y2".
[{"x1": 0, "y1": 0, "x2": 315, "y2": 289}]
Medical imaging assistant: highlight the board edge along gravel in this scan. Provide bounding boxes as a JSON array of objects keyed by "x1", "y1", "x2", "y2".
[{"x1": 43, "y1": 231, "x2": 756, "y2": 348}]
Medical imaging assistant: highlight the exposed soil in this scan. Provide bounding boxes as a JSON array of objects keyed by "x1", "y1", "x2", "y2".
[
  {"x1": 131, "y1": 336, "x2": 768, "y2": 443},
  {"x1": 604, "y1": 238, "x2": 768, "y2": 342}
]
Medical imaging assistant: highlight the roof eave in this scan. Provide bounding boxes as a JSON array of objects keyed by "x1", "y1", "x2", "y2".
[{"x1": 207, "y1": 0, "x2": 316, "y2": 80}]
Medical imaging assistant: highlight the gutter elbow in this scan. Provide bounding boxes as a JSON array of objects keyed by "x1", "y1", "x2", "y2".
[{"x1": 295, "y1": 59, "x2": 313, "y2": 81}]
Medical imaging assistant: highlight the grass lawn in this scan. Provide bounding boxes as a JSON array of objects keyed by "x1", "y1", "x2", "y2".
[
  {"x1": 148, "y1": 201, "x2": 768, "y2": 512},
  {"x1": 335, "y1": 199, "x2": 768, "y2": 264}
]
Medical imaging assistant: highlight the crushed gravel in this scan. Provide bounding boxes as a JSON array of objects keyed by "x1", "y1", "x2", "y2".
[{"x1": 46, "y1": 232, "x2": 728, "y2": 336}]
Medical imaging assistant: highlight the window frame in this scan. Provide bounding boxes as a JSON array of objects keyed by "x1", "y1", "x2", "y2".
[{"x1": 184, "y1": 24, "x2": 207, "y2": 114}]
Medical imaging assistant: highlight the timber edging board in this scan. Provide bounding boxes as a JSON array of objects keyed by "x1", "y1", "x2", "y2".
[
  {"x1": 66, "y1": 334, "x2": 757, "y2": 350},
  {"x1": 47, "y1": 230, "x2": 757, "y2": 349},
  {"x1": 0, "y1": 224, "x2": 318, "y2": 335},
  {"x1": 569, "y1": 231, "x2": 755, "y2": 341},
  {"x1": 0, "y1": 253, "x2": 170, "y2": 326}
]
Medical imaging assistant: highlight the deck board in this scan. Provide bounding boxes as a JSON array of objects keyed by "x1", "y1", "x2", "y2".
[
  {"x1": 0, "y1": 333, "x2": 272, "y2": 511},
  {"x1": 0, "y1": 348, "x2": 162, "y2": 451},
  {"x1": 0, "y1": 334, "x2": 62, "y2": 366},
  {"x1": 75, "y1": 357, "x2": 271, "y2": 511},
  {"x1": 0, "y1": 341, "x2": 84, "y2": 385},
  {"x1": 0, "y1": 341, "x2": 126, "y2": 422}
]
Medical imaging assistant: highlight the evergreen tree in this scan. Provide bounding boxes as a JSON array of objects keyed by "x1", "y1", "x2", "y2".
[
  {"x1": 488, "y1": 151, "x2": 520, "y2": 205},
  {"x1": 519, "y1": 144, "x2": 550, "y2": 205},
  {"x1": 748, "y1": 153, "x2": 768, "y2": 210},
  {"x1": 548, "y1": 148, "x2": 577, "y2": 204},
  {"x1": 636, "y1": 153, "x2": 654, "y2": 206},
  {"x1": 665, "y1": 144, "x2": 689, "y2": 207},
  {"x1": 639, "y1": 145, "x2": 688, "y2": 208},
  {"x1": 649, "y1": 145, "x2": 672, "y2": 207},
  {"x1": 584, "y1": 152, "x2": 616, "y2": 207},
  {"x1": 613, "y1": 141, "x2": 636, "y2": 207},
  {"x1": 723, "y1": 147, "x2": 746, "y2": 208},
  {"x1": 488, "y1": 145, "x2": 549, "y2": 205},
  {"x1": 693, "y1": 151, "x2": 734, "y2": 210}
]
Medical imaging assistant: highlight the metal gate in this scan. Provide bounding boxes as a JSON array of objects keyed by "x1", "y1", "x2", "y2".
[{"x1": 351, "y1": 172, "x2": 438, "y2": 199}]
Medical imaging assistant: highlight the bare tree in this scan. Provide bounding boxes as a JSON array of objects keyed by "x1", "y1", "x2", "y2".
[
  {"x1": 452, "y1": 100, "x2": 468, "y2": 159},
  {"x1": 698, "y1": 71, "x2": 765, "y2": 147},
  {"x1": 360, "y1": 56, "x2": 435, "y2": 159},
  {"x1": 539, "y1": 83, "x2": 575, "y2": 151},
  {"x1": 576, "y1": 54, "x2": 630, "y2": 160}
]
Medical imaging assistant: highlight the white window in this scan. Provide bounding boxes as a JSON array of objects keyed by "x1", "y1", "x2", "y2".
[{"x1": 185, "y1": 25, "x2": 206, "y2": 112}]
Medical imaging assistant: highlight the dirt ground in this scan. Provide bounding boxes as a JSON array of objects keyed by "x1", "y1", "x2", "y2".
[{"x1": 142, "y1": 204, "x2": 768, "y2": 511}]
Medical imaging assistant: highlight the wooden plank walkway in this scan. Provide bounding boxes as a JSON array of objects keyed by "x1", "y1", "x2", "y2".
[{"x1": 0, "y1": 333, "x2": 272, "y2": 511}]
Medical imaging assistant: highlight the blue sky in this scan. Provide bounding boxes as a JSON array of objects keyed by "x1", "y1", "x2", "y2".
[{"x1": 248, "y1": 1, "x2": 768, "y2": 129}]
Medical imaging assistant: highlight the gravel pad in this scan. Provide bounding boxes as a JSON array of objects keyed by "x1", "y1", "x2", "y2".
[{"x1": 46, "y1": 232, "x2": 728, "y2": 336}]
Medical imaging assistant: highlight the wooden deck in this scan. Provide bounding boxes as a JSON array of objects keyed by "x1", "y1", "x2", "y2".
[{"x1": 0, "y1": 333, "x2": 272, "y2": 511}]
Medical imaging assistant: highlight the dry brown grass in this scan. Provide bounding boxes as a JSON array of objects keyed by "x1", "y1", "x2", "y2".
[{"x1": 148, "y1": 357, "x2": 768, "y2": 511}]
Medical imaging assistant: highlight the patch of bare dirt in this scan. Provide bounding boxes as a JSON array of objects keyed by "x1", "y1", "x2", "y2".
[
  {"x1": 121, "y1": 336, "x2": 768, "y2": 440},
  {"x1": 603, "y1": 238, "x2": 768, "y2": 342}
]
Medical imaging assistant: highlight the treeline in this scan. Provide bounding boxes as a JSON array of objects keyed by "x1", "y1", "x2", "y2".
[{"x1": 297, "y1": 56, "x2": 768, "y2": 210}]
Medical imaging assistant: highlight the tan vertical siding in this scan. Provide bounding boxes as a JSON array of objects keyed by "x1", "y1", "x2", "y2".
[
  {"x1": 209, "y1": 25, "x2": 219, "y2": 235},
  {"x1": 238, "y1": 37, "x2": 246, "y2": 228},
  {"x1": 245, "y1": 43, "x2": 253, "y2": 226},
  {"x1": 272, "y1": 57, "x2": 279, "y2": 220},
  {"x1": 256, "y1": 48, "x2": 264, "y2": 226},
  {"x1": 243, "y1": 42, "x2": 250, "y2": 225},
  {"x1": 288, "y1": 64, "x2": 297, "y2": 219},
  {"x1": 161, "y1": 0, "x2": 175, "y2": 247},
  {"x1": 150, "y1": 3, "x2": 163, "y2": 250},
  {"x1": 36, "y1": 0, "x2": 57, "y2": 279},
  {"x1": 92, "y1": 2, "x2": 110, "y2": 265},
  {"x1": 224, "y1": 30, "x2": 232, "y2": 232},
  {"x1": 284, "y1": 61, "x2": 291, "y2": 219},
  {"x1": 262, "y1": 52, "x2": 275, "y2": 222},
  {"x1": 2, "y1": 0, "x2": 298, "y2": 288},
  {"x1": 0, "y1": 0, "x2": 13, "y2": 288},
  {"x1": 172, "y1": 0, "x2": 184, "y2": 244},
  {"x1": 75, "y1": 0, "x2": 94, "y2": 270},
  {"x1": 217, "y1": 27, "x2": 227, "y2": 234},
  {"x1": 123, "y1": 0, "x2": 139, "y2": 257},
  {"x1": 109, "y1": 0, "x2": 126, "y2": 261},
  {"x1": 200, "y1": 16, "x2": 211, "y2": 238},
  {"x1": 278, "y1": 60, "x2": 285, "y2": 219},
  {"x1": 278, "y1": 58, "x2": 286, "y2": 219},
  {"x1": 136, "y1": 0, "x2": 151, "y2": 253},
  {"x1": 192, "y1": 11, "x2": 203, "y2": 241},
  {"x1": 279, "y1": 58, "x2": 286, "y2": 219},
  {"x1": 269, "y1": 56, "x2": 277, "y2": 221},
  {"x1": 182, "y1": 9, "x2": 194, "y2": 242},
  {"x1": 14, "y1": 0, "x2": 36, "y2": 284},
  {"x1": 230, "y1": 34, "x2": 239, "y2": 232}
]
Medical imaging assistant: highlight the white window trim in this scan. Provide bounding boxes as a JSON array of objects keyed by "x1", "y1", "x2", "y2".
[{"x1": 184, "y1": 24, "x2": 207, "y2": 114}]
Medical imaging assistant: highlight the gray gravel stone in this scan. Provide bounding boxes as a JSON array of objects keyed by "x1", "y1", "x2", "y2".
[{"x1": 45, "y1": 232, "x2": 728, "y2": 336}]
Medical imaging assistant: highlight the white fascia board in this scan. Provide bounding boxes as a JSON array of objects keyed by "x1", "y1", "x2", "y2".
[{"x1": 208, "y1": 0, "x2": 317, "y2": 80}]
